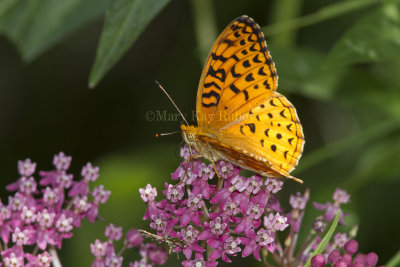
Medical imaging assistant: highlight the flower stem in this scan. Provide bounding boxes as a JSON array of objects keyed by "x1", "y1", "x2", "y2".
[
  {"x1": 294, "y1": 231, "x2": 314, "y2": 262},
  {"x1": 32, "y1": 245, "x2": 39, "y2": 255},
  {"x1": 272, "y1": 251, "x2": 283, "y2": 267},
  {"x1": 263, "y1": 251, "x2": 277, "y2": 267},
  {"x1": 50, "y1": 246, "x2": 62, "y2": 267},
  {"x1": 118, "y1": 245, "x2": 127, "y2": 257}
]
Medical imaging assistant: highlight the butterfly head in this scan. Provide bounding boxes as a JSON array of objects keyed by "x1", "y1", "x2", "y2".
[{"x1": 180, "y1": 124, "x2": 199, "y2": 145}]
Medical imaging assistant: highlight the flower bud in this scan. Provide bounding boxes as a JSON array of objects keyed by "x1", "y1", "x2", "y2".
[
  {"x1": 328, "y1": 250, "x2": 341, "y2": 264},
  {"x1": 344, "y1": 240, "x2": 358, "y2": 255},
  {"x1": 311, "y1": 254, "x2": 325, "y2": 267}
]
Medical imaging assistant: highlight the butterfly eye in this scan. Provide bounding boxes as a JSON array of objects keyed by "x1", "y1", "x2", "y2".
[{"x1": 187, "y1": 133, "x2": 196, "y2": 143}]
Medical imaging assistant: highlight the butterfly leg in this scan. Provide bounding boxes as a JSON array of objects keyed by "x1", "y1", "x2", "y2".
[
  {"x1": 211, "y1": 160, "x2": 223, "y2": 194},
  {"x1": 179, "y1": 154, "x2": 202, "y2": 185}
]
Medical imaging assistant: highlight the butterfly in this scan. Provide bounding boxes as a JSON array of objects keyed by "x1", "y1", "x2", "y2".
[{"x1": 181, "y1": 15, "x2": 304, "y2": 183}]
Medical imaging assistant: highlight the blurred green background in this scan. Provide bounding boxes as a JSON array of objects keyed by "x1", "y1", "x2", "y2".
[{"x1": 1, "y1": 0, "x2": 400, "y2": 266}]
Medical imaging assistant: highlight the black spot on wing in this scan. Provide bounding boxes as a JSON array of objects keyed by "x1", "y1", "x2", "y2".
[
  {"x1": 246, "y1": 123, "x2": 256, "y2": 133},
  {"x1": 231, "y1": 65, "x2": 241, "y2": 78},
  {"x1": 231, "y1": 24, "x2": 241, "y2": 31},
  {"x1": 204, "y1": 81, "x2": 221, "y2": 90},
  {"x1": 245, "y1": 73, "x2": 255, "y2": 82},
  {"x1": 207, "y1": 66, "x2": 226, "y2": 82},
  {"x1": 253, "y1": 54, "x2": 262, "y2": 63},
  {"x1": 249, "y1": 43, "x2": 257, "y2": 52},
  {"x1": 263, "y1": 80, "x2": 270, "y2": 90},
  {"x1": 243, "y1": 60, "x2": 251, "y2": 68},
  {"x1": 202, "y1": 90, "x2": 220, "y2": 107},
  {"x1": 258, "y1": 66, "x2": 267, "y2": 76},
  {"x1": 243, "y1": 90, "x2": 249, "y2": 101},
  {"x1": 202, "y1": 102, "x2": 218, "y2": 108},
  {"x1": 240, "y1": 125, "x2": 245, "y2": 135},
  {"x1": 211, "y1": 53, "x2": 227, "y2": 63},
  {"x1": 242, "y1": 26, "x2": 251, "y2": 34},
  {"x1": 222, "y1": 39, "x2": 235, "y2": 47},
  {"x1": 230, "y1": 84, "x2": 240, "y2": 94},
  {"x1": 247, "y1": 33, "x2": 256, "y2": 42}
]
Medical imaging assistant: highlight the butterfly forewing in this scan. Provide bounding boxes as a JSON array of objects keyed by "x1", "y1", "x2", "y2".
[
  {"x1": 185, "y1": 15, "x2": 304, "y2": 181},
  {"x1": 197, "y1": 16, "x2": 278, "y2": 129}
]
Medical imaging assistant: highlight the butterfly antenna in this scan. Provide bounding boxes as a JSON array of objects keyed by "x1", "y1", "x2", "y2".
[
  {"x1": 155, "y1": 131, "x2": 181, "y2": 138},
  {"x1": 155, "y1": 81, "x2": 189, "y2": 126}
]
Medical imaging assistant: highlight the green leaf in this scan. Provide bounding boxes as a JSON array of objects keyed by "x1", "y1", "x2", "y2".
[
  {"x1": 0, "y1": 0, "x2": 108, "y2": 61},
  {"x1": 263, "y1": 0, "x2": 381, "y2": 36},
  {"x1": 0, "y1": 0, "x2": 20, "y2": 19},
  {"x1": 324, "y1": 2, "x2": 400, "y2": 68},
  {"x1": 304, "y1": 210, "x2": 342, "y2": 267},
  {"x1": 89, "y1": 0, "x2": 171, "y2": 88}
]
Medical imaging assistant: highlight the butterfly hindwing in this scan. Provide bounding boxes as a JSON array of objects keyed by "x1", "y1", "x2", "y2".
[
  {"x1": 197, "y1": 16, "x2": 278, "y2": 128},
  {"x1": 217, "y1": 92, "x2": 304, "y2": 176}
]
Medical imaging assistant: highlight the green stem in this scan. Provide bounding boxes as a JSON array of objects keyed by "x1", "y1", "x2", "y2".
[
  {"x1": 304, "y1": 210, "x2": 341, "y2": 267},
  {"x1": 263, "y1": 0, "x2": 382, "y2": 36},
  {"x1": 190, "y1": 0, "x2": 217, "y2": 63},
  {"x1": 269, "y1": 0, "x2": 303, "y2": 47},
  {"x1": 387, "y1": 248, "x2": 400, "y2": 267}
]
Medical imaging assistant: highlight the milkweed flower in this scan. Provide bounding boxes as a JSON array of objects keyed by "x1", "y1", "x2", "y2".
[
  {"x1": 0, "y1": 152, "x2": 109, "y2": 265},
  {"x1": 133, "y1": 145, "x2": 383, "y2": 267}
]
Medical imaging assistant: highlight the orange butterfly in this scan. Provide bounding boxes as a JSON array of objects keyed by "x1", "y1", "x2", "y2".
[{"x1": 181, "y1": 16, "x2": 304, "y2": 183}]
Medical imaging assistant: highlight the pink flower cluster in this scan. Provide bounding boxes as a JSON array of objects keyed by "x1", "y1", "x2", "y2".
[
  {"x1": 139, "y1": 150, "x2": 291, "y2": 266},
  {"x1": 0, "y1": 152, "x2": 110, "y2": 266},
  {"x1": 137, "y1": 146, "x2": 383, "y2": 267},
  {"x1": 90, "y1": 224, "x2": 168, "y2": 267}
]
